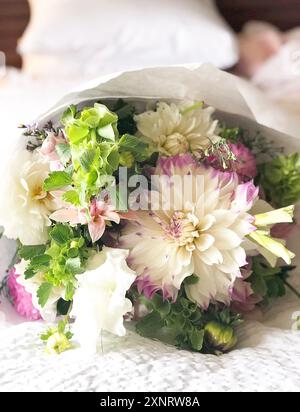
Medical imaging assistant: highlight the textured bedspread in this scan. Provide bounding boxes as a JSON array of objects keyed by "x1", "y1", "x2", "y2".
[
  {"x1": 0, "y1": 233, "x2": 300, "y2": 392},
  {"x1": 0, "y1": 314, "x2": 300, "y2": 392}
]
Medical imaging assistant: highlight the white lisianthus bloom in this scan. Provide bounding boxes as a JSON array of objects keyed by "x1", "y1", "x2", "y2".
[
  {"x1": 120, "y1": 154, "x2": 258, "y2": 308},
  {"x1": 15, "y1": 260, "x2": 64, "y2": 322},
  {"x1": 0, "y1": 150, "x2": 58, "y2": 245},
  {"x1": 134, "y1": 101, "x2": 221, "y2": 156},
  {"x1": 71, "y1": 247, "x2": 136, "y2": 353}
]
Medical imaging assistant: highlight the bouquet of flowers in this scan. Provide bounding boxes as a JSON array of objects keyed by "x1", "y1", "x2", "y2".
[{"x1": 0, "y1": 65, "x2": 299, "y2": 355}]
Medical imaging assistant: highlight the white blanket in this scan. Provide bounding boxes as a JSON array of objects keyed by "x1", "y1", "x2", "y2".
[{"x1": 0, "y1": 66, "x2": 300, "y2": 392}]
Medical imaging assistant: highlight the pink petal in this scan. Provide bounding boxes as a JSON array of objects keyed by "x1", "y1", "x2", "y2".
[
  {"x1": 88, "y1": 219, "x2": 106, "y2": 243},
  {"x1": 104, "y1": 211, "x2": 121, "y2": 224},
  {"x1": 50, "y1": 208, "x2": 84, "y2": 225}
]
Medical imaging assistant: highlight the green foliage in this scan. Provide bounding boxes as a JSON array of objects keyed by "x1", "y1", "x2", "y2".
[
  {"x1": 237, "y1": 129, "x2": 283, "y2": 160},
  {"x1": 119, "y1": 134, "x2": 149, "y2": 162},
  {"x1": 19, "y1": 224, "x2": 90, "y2": 307},
  {"x1": 259, "y1": 153, "x2": 300, "y2": 208},
  {"x1": 37, "y1": 282, "x2": 53, "y2": 308},
  {"x1": 55, "y1": 143, "x2": 71, "y2": 167},
  {"x1": 19, "y1": 245, "x2": 46, "y2": 260},
  {"x1": 43, "y1": 171, "x2": 72, "y2": 192},
  {"x1": 220, "y1": 126, "x2": 240, "y2": 143},
  {"x1": 57, "y1": 102, "x2": 149, "y2": 208},
  {"x1": 136, "y1": 290, "x2": 241, "y2": 354},
  {"x1": 112, "y1": 99, "x2": 137, "y2": 135},
  {"x1": 248, "y1": 256, "x2": 296, "y2": 301}
]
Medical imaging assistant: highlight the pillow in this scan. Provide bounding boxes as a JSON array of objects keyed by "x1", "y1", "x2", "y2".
[{"x1": 18, "y1": 0, "x2": 238, "y2": 77}]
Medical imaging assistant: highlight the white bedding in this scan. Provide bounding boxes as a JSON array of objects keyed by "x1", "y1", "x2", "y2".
[{"x1": 0, "y1": 67, "x2": 300, "y2": 392}]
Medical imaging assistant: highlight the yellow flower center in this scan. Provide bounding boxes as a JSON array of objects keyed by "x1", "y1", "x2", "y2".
[{"x1": 167, "y1": 211, "x2": 199, "y2": 251}]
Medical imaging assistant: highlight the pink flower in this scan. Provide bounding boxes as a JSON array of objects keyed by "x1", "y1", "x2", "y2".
[
  {"x1": 40, "y1": 131, "x2": 67, "y2": 171},
  {"x1": 50, "y1": 195, "x2": 121, "y2": 243},
  {"x1": 206, "y1": 142, "x2": 257, "y2": 182},
  {"x1": 88, "y1": 198, "x2": 120, "y2": 243},
  {"x1": 7, "y1": 268, "x2": 41, "y2": 321}
]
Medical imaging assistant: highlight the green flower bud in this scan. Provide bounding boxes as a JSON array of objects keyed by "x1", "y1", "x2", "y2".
[
  {"x1": 119, "y1": 151, "x2": 135, "y2": 168},
  {"x1": 46, "y1": 332, "x2": 71, "y2": 355},
  {"x1": 204, "y1": 321, "x2": 237, "y2": 352}
]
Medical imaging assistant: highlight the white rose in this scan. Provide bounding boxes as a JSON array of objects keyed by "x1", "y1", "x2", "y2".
[
  {"x1": 71, "y1": 247, "x2": 136, "y2": 353},
  {"x1": 0, "y1": 150, "x2": 58, "y2": 245}
]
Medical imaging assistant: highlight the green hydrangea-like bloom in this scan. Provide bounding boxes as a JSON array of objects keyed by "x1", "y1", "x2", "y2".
[{"x1": 259, "y1": 153, "x2": 300, "y2": 208}]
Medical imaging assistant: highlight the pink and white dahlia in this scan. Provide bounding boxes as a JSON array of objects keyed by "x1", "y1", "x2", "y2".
[{"x1": 120, "y1": 154, "x2": 259, "y2": 308}]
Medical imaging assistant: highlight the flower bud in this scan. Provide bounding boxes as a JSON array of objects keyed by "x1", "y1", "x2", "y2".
[
  {"x1": 204, "y1": 321, "x2": 237, "y2": 352},
  {"x1": 46, "y1": 332, "x2": 71, "y2": 355}
]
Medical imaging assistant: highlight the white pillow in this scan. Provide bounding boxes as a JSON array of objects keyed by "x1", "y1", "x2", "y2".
[{"x1": 18, "y1": 0, "x2": 238, "y2": 77}]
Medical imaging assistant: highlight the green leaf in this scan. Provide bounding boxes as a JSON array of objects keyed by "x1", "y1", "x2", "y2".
[
  {"x1": 249, "y1": 273, "x2": 268, "y2": 296},
  {"x1": 55, "y1": 144, "x2": 71, "y2": 167},
  {"x1": 19, "y1": 245, "x2": 46, "y2": 260},
  {"x1": 189, "y1": 328, "x2": 204, "y2": 351},
  {"x1": 79, "y1": 148, "x2": 97, "y2": 173},
  {"x1": 119, "y1": 134, "x2": 148, "y2": 160},
  {"x1": 65, "y1": 282, "x2": 75, "y2": 301},
  {"x1": 30, "y1": 254, "x2": 51, "y2": 267},
  {"x1": 50, "y1": 224, "x2": 73, "y2": 245},
  {"x1": 184, "y1": 274, "x2": 199, "y2": 285},
  {"x1": 61, "y1": 105, "x2": 77, "y2": 126},
  {"x1": 136, "y1": 312, "x2": 163, "y2": 337},
  {"x1": 95, "y1": 103, "x2": 118, "y2": 128},
  {"x1": 24, "y1": 268, "x2": 36, "y2": 280},
  {"x1": 67, "y1": 121, "x2": 89, "y2": 145},
  {"x1": 62, "y1": 190, "x2": 80, "y2": 206},
  {"x1": 97, "y1": 124, "x2": 116, "y2": 141},
  {"x1": 44, "y1": 171, "x2": 72, "y2": 192},
  {"x1": 151, "y1": 294, "x2": 171, "y2": 318},
  {"x1": 65, "y1": 257, "x2": 83, "y2": 275},
  {"x1": 37, "y1": 282, "x2": 53, "y2": 308},
  {"x1": 106, "y1": 148, "x2": 120, "y2": 171}
]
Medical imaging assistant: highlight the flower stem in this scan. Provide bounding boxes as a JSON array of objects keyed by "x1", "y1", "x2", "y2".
[{"x1": 284, "y1": 280, "x2": 300, "y2": 299}]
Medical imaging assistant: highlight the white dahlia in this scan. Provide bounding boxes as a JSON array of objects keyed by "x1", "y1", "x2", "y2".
[
  {"x1": 134, "y1": 101, "x2": 221, "y2": 157},
  {"x1": 0, "y1": 150, "x2": 57, "y2": 245},
  {"x1": 120, "y1": 154, "x2": 258, "y2": 308}
]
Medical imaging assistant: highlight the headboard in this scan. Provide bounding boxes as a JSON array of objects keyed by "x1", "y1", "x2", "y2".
[
  {"x1": 0, "y1": 0, "x2": 29, "y2": 68},
  {"x1": 1, "y1": 0, "x2": 300, "y2": 68},
  {"x1": 216, "y1": 0, "x2": 300, "y2": 32}
]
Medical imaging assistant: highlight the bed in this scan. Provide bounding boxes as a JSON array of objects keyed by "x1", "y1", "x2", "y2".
[{"x1": 0, "y1": 0, "x2": 300, "y2": 393}]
